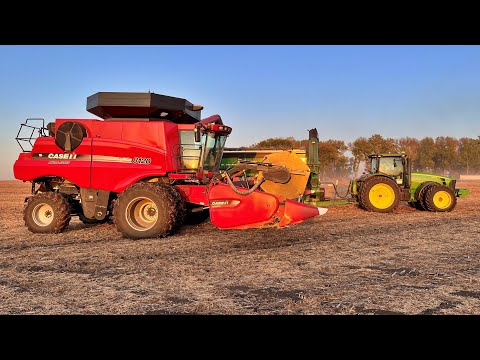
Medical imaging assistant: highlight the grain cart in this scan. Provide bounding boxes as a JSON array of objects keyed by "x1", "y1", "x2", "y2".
[{"x1": 14, "y1": 92, "x2": 325, "y2": 239}]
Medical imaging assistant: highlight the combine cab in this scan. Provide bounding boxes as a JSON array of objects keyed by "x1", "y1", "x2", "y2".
[{"x1": 13, "y1": 92, "x2": 325, "y2": 239}]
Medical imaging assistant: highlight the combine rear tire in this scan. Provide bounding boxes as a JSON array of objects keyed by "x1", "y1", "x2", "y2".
[
  {"x1": 424, "y1": 185, "x2": 457, "y2": 212},
  {"x1": 24, "y1": 192, "x2": 71, "y2": 233},
  {"x1": 113, "y1": 182, "x2": 177, "y2": 239},
  {"x1": 358, "y1": 176, "x2": 400, "y2": 213}
]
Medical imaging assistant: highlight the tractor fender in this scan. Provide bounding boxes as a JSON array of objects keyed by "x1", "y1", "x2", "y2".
[
  {"x1": 356, "y1": 174, "x2": 395, "y2": 200},
  {"x1": 360, "y1": 174, "x2": 396, "y2": 187}
]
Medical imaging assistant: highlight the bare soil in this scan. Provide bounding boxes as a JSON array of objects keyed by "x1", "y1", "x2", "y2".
[{"x1": 0, "y1": 180, "x2": 479, "y2": 314}]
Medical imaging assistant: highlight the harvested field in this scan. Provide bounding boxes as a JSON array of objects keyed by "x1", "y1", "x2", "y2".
[{"x1": 0, "y1": 180, "x2": 479, "y2": 314}]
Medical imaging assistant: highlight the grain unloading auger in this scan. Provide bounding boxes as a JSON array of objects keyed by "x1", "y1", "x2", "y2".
[{"x1": 13, "y1": 92, "x2": 326, "y2": 239}]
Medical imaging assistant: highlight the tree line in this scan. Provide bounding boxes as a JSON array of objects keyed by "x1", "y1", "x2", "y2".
[{"x1": 243, "y1": 134, "x2": 480, "y2": 178}]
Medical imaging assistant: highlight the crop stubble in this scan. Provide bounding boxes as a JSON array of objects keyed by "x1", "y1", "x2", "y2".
[{"x1": 0, "y1": 180, "x2": 479, "y2": 314}]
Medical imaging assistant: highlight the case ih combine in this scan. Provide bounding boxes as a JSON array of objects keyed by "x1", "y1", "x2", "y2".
[{"x1": 14, "y1": 92, "x2": 326, "y2": 239}]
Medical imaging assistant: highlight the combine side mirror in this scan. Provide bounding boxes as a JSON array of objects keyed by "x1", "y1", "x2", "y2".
[{"x1": 194, "y1": 125, "x2": 201, "y2": 143}]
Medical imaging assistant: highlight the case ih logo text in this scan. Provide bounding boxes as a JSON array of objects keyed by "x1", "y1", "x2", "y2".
[
  {"x1": 48, "y1": 153, "x2": 77, "y2": 160},
  {"x1": 210, "y1": 200, "x2": 240, "y2": 207}
]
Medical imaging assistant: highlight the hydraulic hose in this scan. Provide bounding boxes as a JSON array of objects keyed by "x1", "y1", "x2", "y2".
[
  {"x1": 319, "y1": 182, "x2": 351, "y2": 199},
  {"x1": 224, "y1": 171, "x2": 265, "y2": 195}
]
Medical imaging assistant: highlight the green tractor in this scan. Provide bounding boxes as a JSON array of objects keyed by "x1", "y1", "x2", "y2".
[{"x1": 349, "y1": 153, "x2": 469, "y2": 212}]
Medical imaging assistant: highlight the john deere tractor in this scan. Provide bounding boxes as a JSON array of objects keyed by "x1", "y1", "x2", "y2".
[{"x1": 351, "y1": 153, "x2": 468, "y2": 213}]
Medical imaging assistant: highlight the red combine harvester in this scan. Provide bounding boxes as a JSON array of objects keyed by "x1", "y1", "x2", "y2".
[{"x1": 14, "y1": 92, "x2": 325, "y2": 239}]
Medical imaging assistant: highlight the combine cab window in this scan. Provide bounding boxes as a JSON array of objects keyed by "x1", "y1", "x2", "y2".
[
  {"x1": 179, "y1": 130, "x2": 202, "y2": 171},
  {"x1": 202, "y1": 133, "x2": 227, "y2": 172}
]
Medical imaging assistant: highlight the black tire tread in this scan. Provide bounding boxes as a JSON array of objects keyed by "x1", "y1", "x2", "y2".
[
  {"x1": 416, "y1": 183, "x2": 435, "y2": 211},
  {"x1": 157, "y1": 183, "x2": 186, "y2": 233},
  {"x1": 356, "y1": 181, "x2": 368, "y2": 209}
]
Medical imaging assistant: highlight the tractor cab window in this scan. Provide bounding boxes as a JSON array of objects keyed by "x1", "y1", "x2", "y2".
[
  {"x1": 370, "y1": 158, "x2": 378, "y2": 173},
  {"x1": 379, "y1": 157, "x2": 403, "y2": 184}
]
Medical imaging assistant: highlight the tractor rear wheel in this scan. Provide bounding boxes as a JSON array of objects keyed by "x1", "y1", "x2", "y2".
[
  {"x1": 113, "y1": 182, "x2": 177, "y2": 239},
  {"x1": 24, "y1": 192, "x2": 71, "y2": 233},
  {"x1": 424, "y1": 184, "x2": 457, "y2": 212},
  {"x1": 358, "y1": 176, "x2": 400, "y2": 213},
  {"x1": 356, "y1": 182, "x2": 367, "y2": 209}
]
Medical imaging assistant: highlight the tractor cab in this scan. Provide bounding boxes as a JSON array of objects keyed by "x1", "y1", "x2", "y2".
[{"x1": 367, "y1": 153, "x2": 411, "y2": 188}]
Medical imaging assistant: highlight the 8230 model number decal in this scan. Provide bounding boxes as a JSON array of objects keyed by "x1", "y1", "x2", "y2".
[{"x1": 132, "y1": 157, "x2": 152, "y2": 164}]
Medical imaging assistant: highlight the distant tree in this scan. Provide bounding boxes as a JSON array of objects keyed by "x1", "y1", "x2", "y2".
[
  {"x1": 396, "y1": 137, "x2": 420, "y2": 164},
  {"x1": 317, "y1": 140, "x2": 348, "y2": 178},
  {"x1": 368, "y1": 134, "x2": 397, "y2": 154},
  {"x1": 458, "y1": 137, "x2": 480, "y2": 175},
  {"x1": 349, "y1": 137, "x2": 371, "y2": 165},
  {"x1": 417, "y1": 137, "x2": 435, "y2": 172},
  {"x1": 252, "y1": 137, "x2": 294, "y2": 150},
  {"x1": 240, "y1": 133, "x2": 479, "y2": 177},
  {"x1": 433, "y1": 136, "x2": 459, "y2": 175},
  {"x1": 349, "y1": 134, "x2": 396, "y2": 168}
]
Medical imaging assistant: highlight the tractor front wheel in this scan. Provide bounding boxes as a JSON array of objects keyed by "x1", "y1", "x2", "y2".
[
  {"x1": 424, "y1": 185, "x2": 457, "y2": 212},
  {"x1": 358, "y1": 176, "x2": 400, "y2": 213},
  {"x1": 113, "y1": 182, "x2": 177, "y2": 239},
  {"x1": 24, "y1": 192, "x2": 71, "y2": 233}
]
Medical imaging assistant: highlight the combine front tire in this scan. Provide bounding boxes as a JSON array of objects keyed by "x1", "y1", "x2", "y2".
[
  {"x1": 424, "y1": 185, "x2": 457, "y2": 212},
  {"x1": 113, "y1": 182, "x2": 177, "y2": 239},
  {"x1": 157, "y1": 183, "x2": 186, "y2": 233},
  {"x1": 24, "y1": 192, "x2": 71, "y2": 233},
  {"x1": 358, "y1": 176, "x2": 400, "y2": 213}
]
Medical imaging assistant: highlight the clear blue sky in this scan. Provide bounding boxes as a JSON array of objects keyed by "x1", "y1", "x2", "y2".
[{"x1": 1, "y1": 45, "x2": 479, "y2": 179}]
